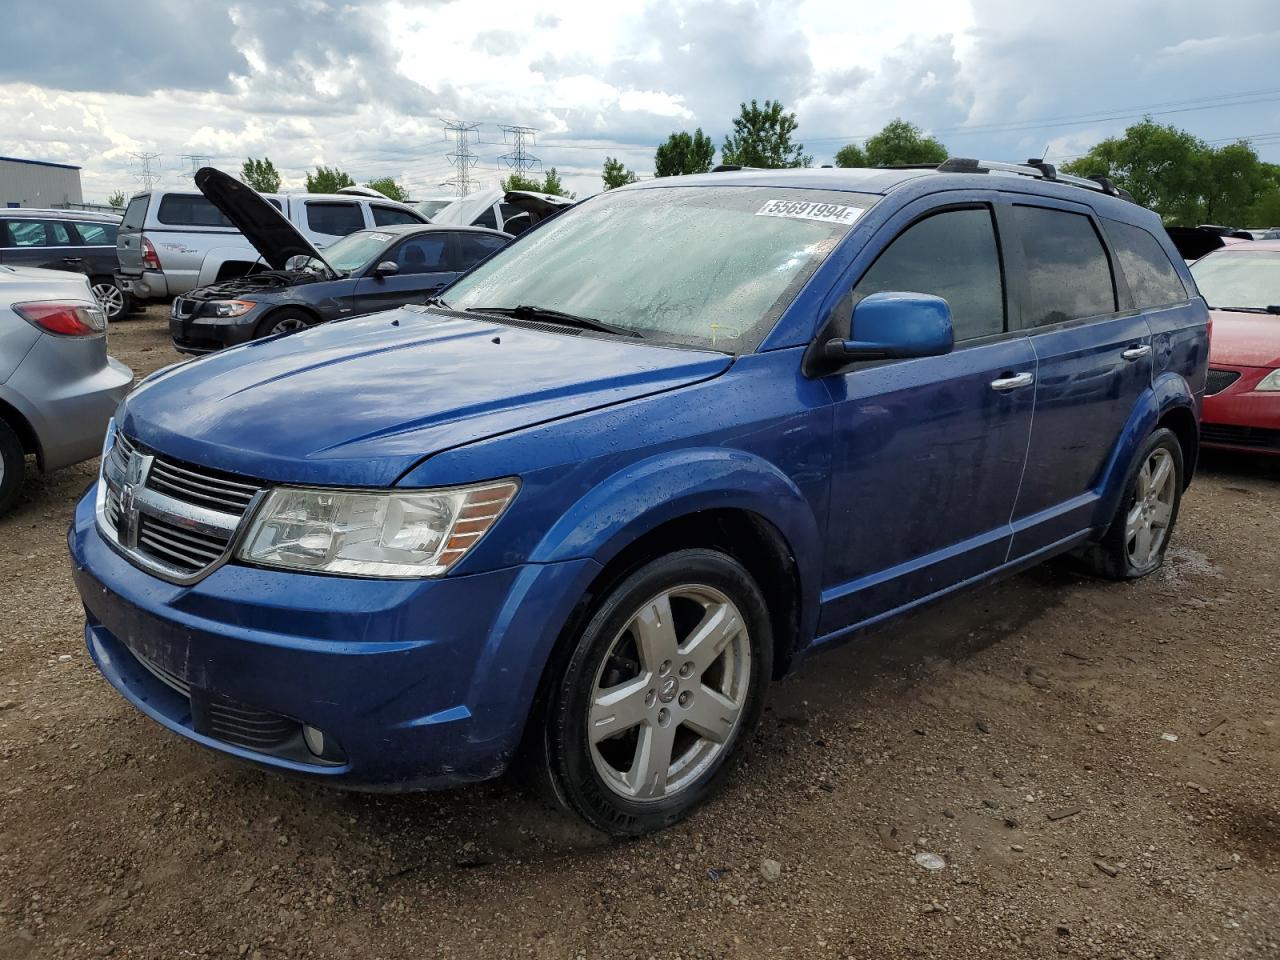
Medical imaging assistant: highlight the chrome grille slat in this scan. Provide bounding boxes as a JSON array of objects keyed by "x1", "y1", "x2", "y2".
[{"x1": 97, "y1": 433, "x2": 265, "y2": 581}]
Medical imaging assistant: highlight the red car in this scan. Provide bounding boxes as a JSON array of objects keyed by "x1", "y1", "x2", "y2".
[{"x1": 1190, "y1": 240, "x2": 1280, "y2": 454}]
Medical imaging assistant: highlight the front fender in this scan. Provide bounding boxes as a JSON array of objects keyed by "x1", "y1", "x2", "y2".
[
  {"x1": 528, "y1": 447, "x2": 825, "y2": 637},
  {"x1": 1091, "y1": 372, "x2": 1198, "y2": 530}
]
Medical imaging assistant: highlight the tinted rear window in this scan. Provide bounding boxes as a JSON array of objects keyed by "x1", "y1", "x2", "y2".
[
  {"x1": 156, "y1": 194, "x2": 234, "y2": 228},
  {"x1": 305, "y1": 202, "x2": 364, "y2": 236},
  {"x1": 1103, "y1": 219, "x2": 1187, "y2": 308},
  {"x1": 121, "y1": 196, "x2": 148, "y2": 232},
  {"x1": 1014, "y1": 206, "x2": 1116, "y2": 327},
  {"x1": 456, "y1": 232, "x2": 508, "y2": 267},
  {"x1": 371, "y1": 205, "x2": 420, "y2": 226}
]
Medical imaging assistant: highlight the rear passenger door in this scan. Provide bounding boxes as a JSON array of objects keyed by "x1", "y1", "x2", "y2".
[
  {"x1": 68, "y1": 220, "x2": 120, "y2": 279},
  {"x1": 1002, "y1": 199, "x2": 1154, "y2": 558},
  {"x1": 819, "y1": 197, "x2": 1037, "y2": 634}
]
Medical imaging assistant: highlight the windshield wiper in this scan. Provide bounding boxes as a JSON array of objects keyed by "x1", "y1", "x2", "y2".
[
  {"x1": 466, "y1": 304, "x2": 642, "y2": 338},
  {"x1": 1211, "y1": 305, "x2": 1280, "y2": 314}
]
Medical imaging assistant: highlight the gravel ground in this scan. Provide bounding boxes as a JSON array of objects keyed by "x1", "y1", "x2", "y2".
[{"x1": 1, "y1": 308, "x2": 1278, "y2": 960}]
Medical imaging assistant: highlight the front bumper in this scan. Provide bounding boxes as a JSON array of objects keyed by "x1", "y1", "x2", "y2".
[
  {"x1": 1201, "y1": 364, "x2": 1280, "y2": 455},
  {"x1": 115, "y1": 268, "x2": 169, "y2": 303},
  {"x1": 68, "y1": 490, "x2": 600, "y2": 789},
  {"x1": 168, "y1": 298, "x2": 263, "y2": 354}
]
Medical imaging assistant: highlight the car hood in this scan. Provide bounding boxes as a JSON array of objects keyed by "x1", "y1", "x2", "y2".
[
  {"x1": 119, "y1": 309, "x2": 732, "y2": 487},
  {"x1": 1208, "y1": 309, "x2": 1280, "y2": 368},
  {"x1": 194, "y1": 166, "x2": 333, "y2": 274}
]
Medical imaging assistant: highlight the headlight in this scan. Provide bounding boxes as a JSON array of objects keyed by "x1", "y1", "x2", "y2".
[
  {"x1": 1257, "y1": 369, "x2": 1280, "y2": 391},
  {"x1": 207, "y1": 299, "x2": 256, "y2": 318},
  {"x1": 237, "y1": 480, "x2": 519, "y2": 578}
]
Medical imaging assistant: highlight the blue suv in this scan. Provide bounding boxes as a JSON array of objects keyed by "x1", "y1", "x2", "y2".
[{"x1": 69, "y1": 162, "x2": 1208, "y2": 835}]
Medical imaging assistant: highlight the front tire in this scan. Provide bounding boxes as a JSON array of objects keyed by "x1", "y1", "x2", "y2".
[
  {"x1": 255, "y1": 309, "x2": 313, "y2": 340},
  {"x1": 0, "y1": 419, "x2": 25, "y2": 517},
  {"x1": 1079, "y1": 427, "x2": 1184, "y2": 580},
  {"x1": 533, "y1": 549, "x2": 773, "y2": 836}
]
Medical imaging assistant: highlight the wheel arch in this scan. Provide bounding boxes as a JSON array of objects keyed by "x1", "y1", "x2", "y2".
[
  {"x1": 255, "y1": 303, "x2": 321, "y2": 338},
  {"x1": 0, "y1": 393, "x2": 44, "y2": 468}
]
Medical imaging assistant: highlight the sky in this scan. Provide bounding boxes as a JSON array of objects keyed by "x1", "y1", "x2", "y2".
[{"x1": 2, "y1": 0, "x2": 1279, "y2": 203}]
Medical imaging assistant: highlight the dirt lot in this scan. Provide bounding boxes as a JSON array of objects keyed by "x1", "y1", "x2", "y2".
[{"x1": 1, "y1": 308, "x2": 1278, "y2": 960}]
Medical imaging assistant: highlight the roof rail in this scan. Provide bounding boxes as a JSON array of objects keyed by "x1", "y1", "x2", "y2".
[{"x1": 934, "y1": 157, "x2": 1137, "y2": 204}]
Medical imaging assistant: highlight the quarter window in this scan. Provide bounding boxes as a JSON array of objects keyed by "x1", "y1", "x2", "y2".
[
  {"x1": 851, "y1": 207, "x2": 1005, "y2": 340},
  {"x1": 74, "y1": 221, "x2": 118, "y2": 245},
  {"x1": 1102, "y1": 219, "x2": 1187, "y2": 308},
  {"x1": 1014, "y1": 206, "x2": 1116, "y2": 327},
  {"x1": 306, "y1": 202, "x2": 364, "y2": 236}
]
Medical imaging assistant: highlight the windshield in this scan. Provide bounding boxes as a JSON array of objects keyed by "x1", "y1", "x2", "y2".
[
  {"x1": 1190, "y1": 250, "x2": 1280, "y2": 310},
  {"x1": 307, "y1": 230, "x2": 396, "y2": 274},
  {"x1": 442, "y1": 186, "x2": 877, "y2": 352}
]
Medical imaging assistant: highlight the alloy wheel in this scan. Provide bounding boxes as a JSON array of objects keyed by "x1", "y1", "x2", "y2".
[
  {"x1": 271, "y1": 316, "x2": 308, "y2": 334},
  {"x1": 90, "y1": 281, "x2": 124, "y2": 320},
  {"x1": 588, "y1": 585, "x2": 752, "y2": 802},
  {"x1": 1125, "y1": 447, "x2": 1176, "y2": 568}
]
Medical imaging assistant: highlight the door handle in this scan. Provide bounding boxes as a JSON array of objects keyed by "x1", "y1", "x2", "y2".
[
  {"x1": 991, "y1": 372, "x2": 1034, "y2": 392},
  {"x1": 62, "y1": 257, "x2": 83, "y2": 263},
  {"x1": 1121, "y1": 344, "x2": 1152, "y2": 361}
]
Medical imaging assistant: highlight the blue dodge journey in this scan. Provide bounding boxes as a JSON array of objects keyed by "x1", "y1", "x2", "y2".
[{"x1": 70, "y1": 162, "x2": 1208, "y2": 835}]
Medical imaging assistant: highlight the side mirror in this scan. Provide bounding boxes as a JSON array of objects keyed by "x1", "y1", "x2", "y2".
[
  {"x1": 823, "y1": 291, "x2": 954, "y2": 364},
  {"x1": 373, "y1": 260, "x2": 399, "y2": 277}
]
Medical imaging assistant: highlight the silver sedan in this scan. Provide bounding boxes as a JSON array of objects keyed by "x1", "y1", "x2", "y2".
[{"x1": 0, "y1": 265, "x2": 133, "y2": 515}]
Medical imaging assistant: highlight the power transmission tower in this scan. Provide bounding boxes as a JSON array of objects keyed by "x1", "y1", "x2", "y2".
[
  {"x1": 131, "y1": 152, "x2": 162, "y2": 190},
  {"x1": 441, "y1": 120, "x2": 481, "y2": 197},
  {"x1": 179, "y1": 154, "x2": 212, "y2": 178},
  {"x1": 498, "y1": 125, "x2": 541, "y2": 182}
]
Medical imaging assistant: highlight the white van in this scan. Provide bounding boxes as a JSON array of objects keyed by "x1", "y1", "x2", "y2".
[{"x1": 114, "y1": 185, "x2": 427, "y2": 304}]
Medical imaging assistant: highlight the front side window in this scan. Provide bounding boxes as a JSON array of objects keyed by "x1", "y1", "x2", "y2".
[
  {"x1": 1190, "y1": 250, "x2": 1280, "y2": 311},
  {"x1": 306, "y1": 201, "x2": 365, "y2": 236},
  {"x1": 1103, "y1": 219, "x2": 1186, "y2": 308},
  {"x1": 850, "y1": 207, "x2": 1004, "y2": 340},
  {"x1": 371, "y1": 205, "x2": 421, "y2": 227},
  {"x1": 392, "y1": 236, "x2": 449, "y2": 273},
  {"x1": 156, "y1": 194, "x2": 235, "y2": 228},
  {"x1": 444, "y1": 186, "x2": 877, "y2": 353},
  {"x1": 1014, "y1": 206, "x2": 1116, "y2": 327}
]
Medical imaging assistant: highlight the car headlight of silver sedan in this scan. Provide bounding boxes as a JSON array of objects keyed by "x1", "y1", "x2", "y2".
[
  {"x1": 1257, "y1": 369, "x2": 1280, "y2": 391},
  {"x1": 237, "y1": 480, "x2": 519, "y2": 578}
]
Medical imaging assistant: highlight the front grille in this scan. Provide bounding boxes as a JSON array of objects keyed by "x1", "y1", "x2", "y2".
[
  {"x1": 1205, "y1": 368, "x2": 1241, "y2": 396},
  {"x1": 134, "y1": 648, "x2": 190, "y2": 697},
  {"x1": 1201, "y1": 423, "x2": 1280, "y2": 451},
  {"x1": 99, "y1": 432, "x2": 264, "y2": 581}
]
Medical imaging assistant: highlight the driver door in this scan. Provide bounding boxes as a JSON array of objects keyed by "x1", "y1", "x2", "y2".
[
  {"x1": 352, "y1": 233, "x2": 458, "y2": 314},
  {"x1": 817, "y1": 198, "x2": 1036, "y2": 637}
]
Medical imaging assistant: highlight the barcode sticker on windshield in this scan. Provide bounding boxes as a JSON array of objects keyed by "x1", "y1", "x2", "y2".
[{"x1": 756, "y1": 199, "x2": 864, "y2": 225}]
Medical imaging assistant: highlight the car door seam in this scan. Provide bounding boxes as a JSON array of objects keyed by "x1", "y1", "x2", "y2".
[{"x1": 1004, "y1": 336, "x2": 1038, "y2": 563}]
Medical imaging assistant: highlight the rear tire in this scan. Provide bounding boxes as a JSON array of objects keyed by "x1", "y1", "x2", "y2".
[
  {"x1": 1077, "y1": 427, "x2": 1183, "y2": 580},
  {"x1": 530, "y1": 548, "x2": 772, "y2": 837},
  {"x1": 255, "y1": 309, "x2": 313, "y2": 340},
  {"x1": 0, "y1": 419, "x2": 25, "y2": 517},
  {"x1": 90, "y1": 277, "x2": 130, "y2": 322}
]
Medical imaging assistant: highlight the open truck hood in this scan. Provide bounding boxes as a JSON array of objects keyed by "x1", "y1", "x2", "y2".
[{"x1": 194, "y1": 166, "x2": 335, "y2": 275}]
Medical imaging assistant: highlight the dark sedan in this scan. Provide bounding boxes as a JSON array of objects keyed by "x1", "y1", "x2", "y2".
[{"x1": 167, "y1": 167, "x2": 511, "y2": 353}]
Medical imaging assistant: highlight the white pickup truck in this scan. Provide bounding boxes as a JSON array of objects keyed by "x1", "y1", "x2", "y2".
[{"x1": 114, "y1": 185, "x2": 427, "y2": 304}]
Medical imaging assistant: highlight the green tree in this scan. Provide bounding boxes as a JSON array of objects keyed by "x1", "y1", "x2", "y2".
[
  {"x1": 501, "y1": 172, "x2": 544, "y2": 192},
  {"x1": 540, "y1": 167, "x2": 574, "y2": 198},
  {"x1": 305, "y1": 164, "x2": 355, "y2": 193},
  {"x1": 365, "y1": 176, "x2": 409, "y2": 202},
  {"x1": 1062, "y1": 119, "x2": 1273, "y2": 226},
  {"x1": 721, "y1": 100, "x2": 811, "y2": 168},
  {"x1": 654, "y1": 128, "x2": 716, "y2": 177},
  {"x1": 1248, "y1": 164, "x2": 1280, "y2": 226},
  {"x1": 833, "y1": 143, "x2": 867, "y2": 168},
  {"x1": 602, "y1": 156, "x2": 638, "y2": 190},
  {"x1": 863, "y1": 119, "x2": 947, "y2": 167},
  {"x1": 106, "y1": 190, "x2": 126, "y2": 208},
  {"x1": 241, "y1": 156, "x2": 282, "y2": 192}
]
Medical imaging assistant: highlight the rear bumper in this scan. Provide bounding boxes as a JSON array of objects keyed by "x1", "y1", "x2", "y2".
[
  {"x1": 1201, "y1": 364, "x2": 1280, "y2": 454},
  {"x1": 115, "y1": 268, "x2": 169, "y2": 303},
  {"x1": 68, "y1": 489, "x2": 600, "y2": 789}
]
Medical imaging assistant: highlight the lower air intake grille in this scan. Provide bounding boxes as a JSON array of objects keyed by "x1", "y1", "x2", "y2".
[
  {"x1": 1201, "y1": 423, "x2": 1280, "y2": 450},
  {"x1": 1205, "y1": 369, "x2": 1241, "y2": 396}
]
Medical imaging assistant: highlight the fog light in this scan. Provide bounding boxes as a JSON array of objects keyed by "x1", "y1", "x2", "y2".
[{"x1": 302, "y1": 725, "x2": 326, "y2": 757}]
